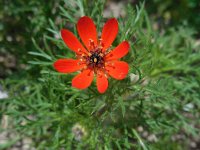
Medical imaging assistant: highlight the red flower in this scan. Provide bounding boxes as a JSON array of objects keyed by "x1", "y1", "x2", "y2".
[{"x1": 54, "y1": 16, "x2": 129, "y2": 93}]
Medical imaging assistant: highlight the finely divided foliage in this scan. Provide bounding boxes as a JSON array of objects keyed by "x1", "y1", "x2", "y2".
[{"x1": 1, "y1": 0, "x2": 200, "y2": 149}]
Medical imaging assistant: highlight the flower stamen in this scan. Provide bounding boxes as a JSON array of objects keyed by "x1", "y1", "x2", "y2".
[{"x1": 89, "y1": 39, "x2": 95, "y2": 50}]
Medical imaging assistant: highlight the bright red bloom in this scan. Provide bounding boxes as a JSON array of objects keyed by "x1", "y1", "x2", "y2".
[{"x1": 54, "y1": 16, "x2": 129, "y2": 93}]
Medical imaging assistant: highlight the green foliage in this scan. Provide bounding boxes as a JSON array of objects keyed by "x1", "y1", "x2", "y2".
[
  {"x1": 0, "y1": 0, "x2": 63, "y2": 77},
  {"x1": 1, "y1": 0, "x2": 200, "y2": 149},
  {"x1": 145, "y1": 0, "x2": 200, "y2": 35}
]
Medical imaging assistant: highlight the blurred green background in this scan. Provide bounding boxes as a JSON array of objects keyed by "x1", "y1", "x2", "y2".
[{"x1": 0, "y1": 0, "x2": 200, "y2": 149}]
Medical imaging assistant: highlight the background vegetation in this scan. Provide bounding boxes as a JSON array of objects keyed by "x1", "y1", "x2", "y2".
[{"x1": 0, "y1": 0, "x2": 200, "y2": 149}]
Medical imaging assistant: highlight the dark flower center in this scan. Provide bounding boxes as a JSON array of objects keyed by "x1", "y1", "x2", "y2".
[
  {"x1": 90, "y1": 53, "x2": 101, "y2": 64},
  {"x1": 87, "y1": 49, "x2": 104, "y2": 68}
]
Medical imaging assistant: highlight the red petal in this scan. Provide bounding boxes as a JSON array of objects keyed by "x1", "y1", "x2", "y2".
[
  {"x1": 72, "y1": 69, "x2": 94, "y2": 89},
  {"x1": 77, "y1": 16, "x2": 97, "y2": 50},
  {"x1": 54, "y1": 59, "x2": 84, "y2": 73},
  {"x1": 101, "y1": 18, "x2": 118, "y2": 51},
  {"x1": 61, "y1": 29, "x2": 87, "y2": 54},
  {"x1": 105, "y1": 41, "x2": 129, "y2": 61},
  {"x1": 106, "y1": 61, "x2": 129, "y2": 80},
  {"x1": 97, "y1": 71, "x2": 108, "y2": 93}
]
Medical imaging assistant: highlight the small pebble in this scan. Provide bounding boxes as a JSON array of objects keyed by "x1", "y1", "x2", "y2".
[
  {"x1": 130, "y1": 73, "x2": 139, "y2": 83},
  {"x1": 137, "y1": 126, "x2": 144, "y2": 132}
]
